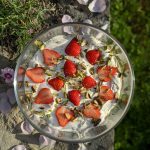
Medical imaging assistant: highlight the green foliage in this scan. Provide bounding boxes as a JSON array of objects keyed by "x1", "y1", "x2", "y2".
[
  {"x1": 111, "y1": 0, "x2": 150, "y2": 149},
  {"x1": 0, "y1": 0, "x2": 55, "y2": 53}
]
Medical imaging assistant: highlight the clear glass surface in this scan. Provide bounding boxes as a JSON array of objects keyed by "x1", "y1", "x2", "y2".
[{"x1": 14, "y1": 23, "x2": 135, "y2": 143}]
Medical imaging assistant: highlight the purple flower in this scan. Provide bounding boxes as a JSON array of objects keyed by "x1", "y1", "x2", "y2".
[
  {"x1": 88, "y1": 0, "x2": 106, "y2": 13},
  {"x1": 62, "y1": 15, "x2": 74, "y2": 34},
  {"x1": 0, "y1": 88, "x2": 17, "y2": 114},
  {"x1": 39, "y1": 127, "x2": 56, "y2": 148},
  {"x1": 0, "y1": 67, "x2": 14, "y2": 84},
  {"x1": 0, "y1": 92, "x2": 11, "y2": 114},
  {"x1": 20, "y1": 115, "x2": 40, "y2": 134},
  {"x1": 7, "y1": 88, "x2": 16, "y2": 105},
  {"x1": 20, "y1": 120, "x2": 34, "y2": 134},
  {"x1": 61, "y1": 15, "x2": 93, "y2": 34},
  {"x1": 39, "y1": 135, "x2": 50, "y2": 146}
]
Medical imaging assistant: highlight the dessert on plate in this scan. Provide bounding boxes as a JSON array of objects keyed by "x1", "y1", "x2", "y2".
[{"x1": 23, "y1": 34, "x2": 122, "y2": 132}]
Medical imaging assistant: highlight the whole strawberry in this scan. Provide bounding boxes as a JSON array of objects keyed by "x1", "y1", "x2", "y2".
[
  {"x1": 65, "y1": 38, "x2": 81, "y2": 57},
  {"x1": 82, "y1": 76, "x2": 97, "y2": 89},
  {"x1": 48, "y1": 77, "x2": 64, "y2": 91},
  {"x1": 68, "y1": 90, "x2": 81, "y2": 106},
  {"x1": 86, "y1": 49, "x2": 101, "y2": 65},
  {"x1": 64, "y1": 60, "x2": 77, "y2": 77}
]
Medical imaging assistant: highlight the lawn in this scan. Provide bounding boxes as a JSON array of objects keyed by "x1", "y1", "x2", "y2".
[{"x1": 0, "y1": 0, "x2": 150, "y2": 149}]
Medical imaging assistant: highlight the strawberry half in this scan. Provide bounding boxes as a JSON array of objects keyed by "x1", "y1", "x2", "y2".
[
  {"x1": 99, "y1": 85, "x2": 114, "y2": 101},
  {"x1": 83, "y1": 103, "x2": 100, "y2": 119},
  {"x1": 42, "y1": 48, "x2": 61, "y2": 66},
  {"x1": 68, "y1": 90, "x2": 81, "y2": 106},
  {"x1": 65, "y1": 38, "x2": 81, "y2": 57},
  {"x1": 34, "y1": 88, "x2": 53, "y2": 104},
  {"x1": 86, "y1": 50, "x2": 101, "y2": 65},
  {"x1": 97, "y1": 66, "x2": 117, "y2": 82},
  {"x1": 64, "y1": 60, "x2": 77, "y2": 77},
  {"x1": 56, "y1": 106, "x2": 74, "y2": 127},
  {"x1": 48, "y1": 77, "x2": 64, "y2": 91},
  {"x1": 82, "y1": 76, "x2": 96, "y2": 89},
  {"x1": 26, "y1": 67, "x2": 45, "y2": 83}
]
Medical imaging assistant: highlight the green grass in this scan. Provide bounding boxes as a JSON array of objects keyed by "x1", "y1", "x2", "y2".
[
  {"x1": 111, "y1": 0, "x2": 150, "y2": 149},
  {"x1": 0, "y1": 0, "x2": 150, "y2": 149},
  {"x1": 0, "y1": 0, "x2": 55, "y2": 53}
]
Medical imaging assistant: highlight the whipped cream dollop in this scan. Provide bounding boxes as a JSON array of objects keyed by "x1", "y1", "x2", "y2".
[{"x1": 24, "y1": 34, "x2": 122, "y2": 133}]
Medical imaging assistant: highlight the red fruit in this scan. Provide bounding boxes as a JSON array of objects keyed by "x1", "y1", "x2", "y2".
[
  {"x1": 86, "y1": 50, "x2": 101, "y2": 65},
  {"x1": 99, "y1": 85, "x2": 114, "y2": 101},
  {"x1": 48, "y1": 77, "x2": 64, "y2": 91},
  {"x1": 110, "y1": 67, "x2": 118, "y2": 76},
  {"x1": 83, "y1": 103, "x2": 100, "y2": 119},
  {"x1": 97, "y1": 66, "x2": 117, "y2": 82},
  {"x1": 65, "y1": 38, "x2": 81, "y2": 57},
  {"x1": 43, "y1": 48, "x2": 61, "y2": 66},
  {"x1": 68, "y1": 90, "x2": 81, "y2": 106},
  {"x1": 82, "y1": 76, "x2": 96, "y2": 89},
  {"x1": 64, "y1": 60, "x2": 77, "y2": 77},
  {"x1": 26, "y1": 67, "x2": 45, "y2": 83},
  {"x1": 34, "y1": 88, "x2": 53, "y2": 104},
  {"x1": 18, "y1": 67, "x2": 25, "y2": 75},
  {"x1": 56, "y1": 106, "x2": 74, "y2": 127}
]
